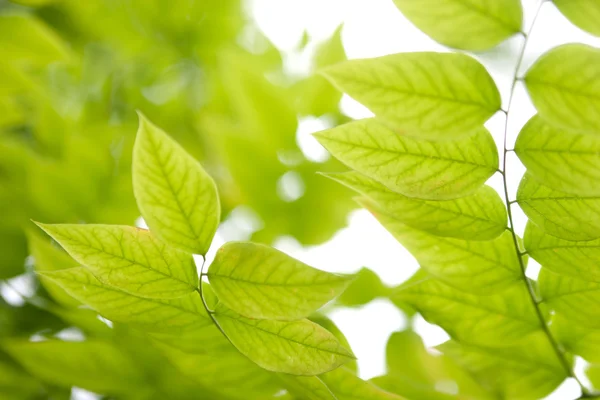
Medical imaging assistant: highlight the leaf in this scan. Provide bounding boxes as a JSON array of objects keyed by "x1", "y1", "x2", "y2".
[
  {"x1": 3, "y1": 340, "x2": 146, "y2": 396},
  {"x1": 314, "y1": 119, "x2": 498, "y2": 200},
  {"x1": 515, "y1": 114, "x2": 600, "y2": 195},
  {"x1": 133, "y1": 114, "x2": 220, "y2": 255},
  {"x1": 524, "y1": 222, "x2": 600, "y2": 282},
  {"x1": 321, "y1": 52, "x2": 501, "y2": 139},
  {"x1": 212, "y1": 304, "x2": 355, "y2": 375},
  {"x1": 524, "y1": 44, "x2": 600, "y2": 134},
  {"x1": 393, "y1": 272, "x2": 539, "y2": 346},
  {"x1": 208, "y1": 241, "x2": 352, "y2": 320},
  {"x1": 35, "y1": 223, "x2": 198, "y2": 298},
  {"x1": 309, "y1": 314, "x2": 358, "y2": 373},
  {"x1": 326, "y1": 171, "x2": 506, "y2": 240},
  {"x1": 439, "y1": 332, "x2": 567, "y2": 400},
  {"x1": 552, "y1": 314, "x2": 600, "y2": 363},
  {"x1": 554, "y1": 0, "x2": 600, "y2": 37},
  {"x1": 336, "y1": 267, "x2": 390, "y2": 307},
  {"x1": 365, "y1": 202, "x2": 520, "y2": 293},
  {"x1": 392, "y1": 0, "x2": 522, "y2": 50},
  {"x1": 40, "y1": 267, "x2": 213, "y2": 334},
  {"x1": 539, "y1": 268, "x2": 600, "y2": 329},
  {"x1": 320, "y1": 367, "x2": 405, "y2": 400},
  {"x1": 517, "y1": 174, "x2": 600, "y2": 241},
  {"x1": 278, "y1": 374, "x2": 338, "y2": 400}
]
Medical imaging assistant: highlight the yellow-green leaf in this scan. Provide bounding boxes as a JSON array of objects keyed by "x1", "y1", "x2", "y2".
[
  {"x1": 133, "y1": 114, "x2": 220, "y2": 255},
  {"x1": 525, "y1": 222, "x2": 600, "y2": 282},
  {"x1": 326, "y1": 171, "x2": 506, "y2": 240},
  {"x1": 517, "y1": 174, "x2": 600, "y2": 241},
  {"x1": 320, "y1": 367, "x2": 405, "y2": 400},
  {"x1": 554, "y1": 0, "x2": 600, "y2": 37},
  {"x1": 40, "y1": 267, "x2": 212, "y2": 335},
  {"x1": 393, "y1": 0, "x2": 523, "y2": 50},
  {"x1": 524, "y1": 44, "x2": 600, "y2": 135},
  {"x1": 35, "y1": 223, "x2": 198, "y2": 299},
  {"x1": 208, "y1": 241, "x2": 352, "y2": 320},
  {"x1": 315, "y1": 119, "x2": 498, "y2": 200},
  {"x1": 515, "y1": 114, "x2": 600, "y2": 196},
  {"x1": 213, "y1": 304, "x2": 355, "y2": 375},
  {"x1": 278, "y1": 374, "x2": 338, "y2": 400},
  {"x1": 321, "y1": 53, "x2": 501, "y2": 139}
]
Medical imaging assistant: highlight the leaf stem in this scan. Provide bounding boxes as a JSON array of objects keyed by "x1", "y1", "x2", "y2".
[{"x1": 500, "y1": 1, "x2": 590, "y2": 396}]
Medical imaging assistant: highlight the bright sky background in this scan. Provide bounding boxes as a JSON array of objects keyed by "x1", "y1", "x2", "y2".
[{"x1": 242, "y1": 1, "x2": 600, "y2": 399}]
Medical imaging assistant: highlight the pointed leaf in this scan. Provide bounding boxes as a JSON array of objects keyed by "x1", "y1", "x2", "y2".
[
  {"x1": 3, "y1": 340, "x2": 145, "y2": 396},
  {"x1": 321, "y1": 53, "x2": 501, "y2": 138},
  {"x1": 392, "y1": 0, "x2": 522, "y2": 50},
  {"x1": 315, "y1": 119, "x2": 498, "y2": 200},
  {"x1": 393, "y1": 273, "x2": 539, "y2": 346},
  {"x1": 517, "y1": 174, "x2": 600, "y2": 241},
  {"x1": 133, "y1": 114, "x2": 220, "y2": 255},
  {"x1": 35, "y1": 223, "x2": 198, "y2": 299},
  {"x1": 525, "y1": 222, "x2": 600, "y2": 282},
  {"x1": 336, "y1": 267, "x2": 390, "y2": 307},
  {"x1": 539, "y1": 268, "x2": 600, "y2": 329},
  {"x1": 326, "y1": 171, "x2": 506, "y2": 240},
  {"x1": 208, "y1": 242, "x2": 352, "y2": 320},
  {"x1": 365, "y1": 202, "x2": 520, "y2": 293},
  {"x1": 554, "y1": 0, "x2": 600, "y2": 37},
  {"x1": 278, "y1": 374, "x2": 338, "y2": 400},
  {"x1": 320, "y1": 367, "x2": 405, "y2": 400},
  {"x1": 515, "y1": 114, "x2": 600, "y2": 195},
  {"x1": 212, "y1": 304, "x2": 355, "y2": 375},
  {"x1": 524, "y1": 44, "x2": 600, "y2": 134},
  {"x1": 439, "y1": 333, "x2": 567, "y2": 400},
  {"x1": 40, "y1": 267, "x2": 212, "y2": 334}
]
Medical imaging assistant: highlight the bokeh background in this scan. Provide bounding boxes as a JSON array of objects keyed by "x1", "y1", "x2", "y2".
[{"x1": 0, "y1": 0, "x2": 599, "y2": 398}]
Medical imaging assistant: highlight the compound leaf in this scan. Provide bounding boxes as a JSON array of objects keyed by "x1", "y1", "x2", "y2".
[
  {"x1": 525, "y1": 222, "x2": 600, "y2": 283},
  {"x1": 326, "y1": 171, "x2": 506, "y2": 240},
  {"x1": 515, "y1": 114, "x2": 600, "y2": 195},
  {"x1": 524, "y1": 44, "x2": 600, "y2": 134},
  {"x1": 365, "y1": 202, "x2": 520, "y2": 293},
  {"x1": 40, "y1": 267, "x2": 212, "y2": 335},
  {"x1": 321, "y1": 53, "x2": 501, "y2": 139},
  {"x1": 517, "y1": 174, "x2": 600, "y2": 241},
  {"x1": 554, "y1": 0, "x2": 600, "y2": 37},
  {"x1": 208, "y1": 241, "x2": 352, "y2": 320},
  {"x1": 133, "y1": 114, "x2": 220, "y2": 255},
  {"x1": 315, "y1": 119, "x2": 498, "y2": 200},
  {"x1": 213, "y1": 304, "x2": 355, "y2": 375},
  {"x1": 392, "y1": 0, "x2": 523, "y2": 50},
  {"x1": 35, "y1": 223, "x2": 198, "y2": 299}
]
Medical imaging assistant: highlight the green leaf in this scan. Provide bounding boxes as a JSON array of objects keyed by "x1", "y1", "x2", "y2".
[
  {"x1": 392, "y1": 0, "x2": 522, "y2": 50},
  {"x1": 326, "y1": 171, "x2": 506, "y2": 240},
  {"x1": 321, "y1": 52, "x2": 501, "y2": 139},
  {"x1": 278, "y1": 374, "x2": 338, "y2": 400},
  {"x1": 553, "y1": 314, "x2": 600, "y2": 363},
  {"x1": 133, "y1": 114, "x2": 220, "y2": 255},
  {"x1": 554, "y1": 0, "x2": 600, "y2": 37},
  {"x1": 539, "y1": 268, "x2": 600, "y2": 329},
  {"x1": 365, "y1": 202, "x2": 520, "y2": 293},
  {"x1": 524, "y1": 44, "x2": 600, "y2": 134},
  {"x1": 212, "y1": 304, "x2": 355, "y2": 375},
  {"x1": 315, "y1": 119, "x2": 498, "y2": 200},
  {"x1": 3, "y1": 340, "x2": 146, "y2": 396},
  {"x1": 439, "y1": 332, "x2": 567, "y2": 400},
  {"x1": 393, "y1": 272, "x2": 539, "y2": 346},
  {"x1": 309, "y1": 314, "x2": 358, "y2": 373},
  {"x1": 320, "y1": 367, "x2": 405, "y2": 400},
  {"x1": 525, "y1": 222, "x2": 600, "y2": 282},
  {"x1": 35, "y1": 223, "x2": 198, "y2": 298},
  {"x1": 517, "y1": 174, "x2": 600, "y2": 241},
  {"x1": 374, "y1": 330, "x2": 491, "y2": 400},
  {"x1": 336, "y1": 267, "x2": 389, "y2": 307},
  {"x1": 40, "y1": 267, "x2": 213, "y2": 335},
  {"x1": 515, "y1": 114, "x2": 600, "y2": 195},
  {"x1": 208, "y1": 241, "x2": 352, "y2": 320}
]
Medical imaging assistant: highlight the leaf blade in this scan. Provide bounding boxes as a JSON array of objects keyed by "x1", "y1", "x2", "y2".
[{"x1": 554, "y1": 0, "x2": 600, "y2": 37}]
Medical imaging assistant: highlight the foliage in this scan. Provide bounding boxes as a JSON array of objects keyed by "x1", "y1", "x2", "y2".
[{"x1": 1, "y1": 0, "x2": 600, "y2": 399}]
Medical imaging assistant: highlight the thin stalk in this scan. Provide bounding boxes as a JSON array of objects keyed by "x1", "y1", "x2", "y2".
[
  {"x1": 500, "y1": 1, "x2": 590, "y2": 396},
  {"x1": 196, "y1": 257, "x2": 233, "y2": 344}
]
